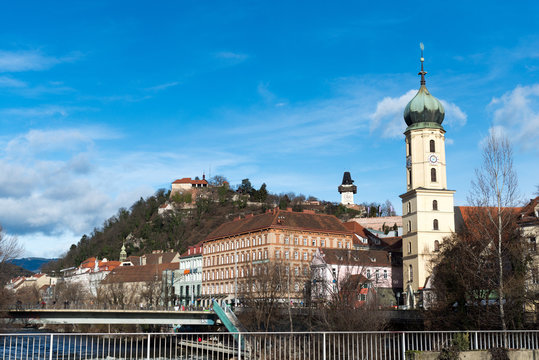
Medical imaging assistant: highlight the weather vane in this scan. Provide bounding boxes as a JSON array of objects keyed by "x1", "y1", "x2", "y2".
[{"x1": 419, "y1": 42, "x2": 426, "y2": 85}]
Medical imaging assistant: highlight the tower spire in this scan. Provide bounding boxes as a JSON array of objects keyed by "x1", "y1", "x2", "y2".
[{"x1": 419, "y1": 42, "x2": 427, "y2": 86}]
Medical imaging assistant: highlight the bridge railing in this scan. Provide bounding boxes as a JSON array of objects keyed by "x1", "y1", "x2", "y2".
[{"x1": 1, "y1": 330, "x2": 539, "y2": 360}]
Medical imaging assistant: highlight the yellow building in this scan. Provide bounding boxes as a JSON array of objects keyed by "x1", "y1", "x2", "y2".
[
  {"x1": 201, "y1": 208, "x2": 353, "y2": 306},
  {"x1": 400, "y1": 51, "x2": 455, "y2": 308}
]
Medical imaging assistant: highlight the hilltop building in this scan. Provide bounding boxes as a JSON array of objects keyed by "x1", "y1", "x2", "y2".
[
  {"x1": 399, "y1": 51, "x2": 455, "y2": 308},
  {"x1": 338, "y1": 172, "x2": 357, "y2": 205}
]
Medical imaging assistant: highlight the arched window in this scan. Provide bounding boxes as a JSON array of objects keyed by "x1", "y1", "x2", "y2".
[
  {"x1": 407, "y1": 140, "x2": 411, "y2": 156},
  {"x1": 430, "y1": 139, "x2": 435, "y2": 153},
  {"x1": 433, "y1": 219, "x2": 439, "y2": 230},
  {"x1": 434, "y1": 240, "x2": 440, "y2": 252},
  {"x1": 408, "y1": 241, "x2": 412, "y2": 254},
  {"x1": 407, "y1": 202, "x2": 411, "y2": 214},
  {"x1": 433, "y1": 200, "x2": 438, "y2": 210},
  {"x1": 408, "y1": 170, "x2": 412, "y2": 187},
  {"x1": 431, "y1": 168, "x2": 437, "y2": 182},
  {"x1": 407, "y1": 221, "x2": 412, "y2": 233},
  {"x1": 409, "y1": 265, "x2": 413, "y2": 282}
]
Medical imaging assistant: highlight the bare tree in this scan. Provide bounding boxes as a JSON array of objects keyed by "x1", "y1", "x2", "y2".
[
  {"x1": 469, "y1": 133, "x2": 520, "y2": 331},
  {"x1": 0, "y1": 225, "x2": 23, "y2": 283}
]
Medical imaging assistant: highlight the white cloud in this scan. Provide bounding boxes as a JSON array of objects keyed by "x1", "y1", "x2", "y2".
[
  {"x1": 488, "y1": 84, "x2": 539, "y2": 151},
  {"x1": 0, "y1": 76, "x2": 27, "y2": 88},
  {"x1": 0, "y1": 105, "x2": 70, "y2": 118},
  {"x1": 370, "y1": 90, "x2": 468, "y2": 138},
  {"x1": 0, "y1": 50, "x2": 79, "y2": 72},
  {"x1": 145, "y1": 82, "x2": 179, "y2": 92},
  {"x1": 215, "y1": 51, "x2": 248, "y2": 61}
]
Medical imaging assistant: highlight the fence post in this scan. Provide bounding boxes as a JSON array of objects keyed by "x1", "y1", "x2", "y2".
[
  {"x1": 323, "y1": 332, "x2": 326, "y2": 360},
  {"x1": 49, "y1": 334, "x2": 54, "y2": 360},
  {"x1": 401, "y1": 332, "x2": 406, "y2": 360},
  {"x1": 474, "y1": 331, "x2": 478, "y2": 350},
  {"x1": 238, "y1": 333, "x2": 242, "y2": 360},
  {"x1": 147, "y1": 334, "x2": 151, "y2": 360}
]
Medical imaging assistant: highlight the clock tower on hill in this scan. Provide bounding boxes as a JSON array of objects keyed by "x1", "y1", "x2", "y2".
[{"x1": 399, "y1": 46, "x2": 455, "y2": 308}]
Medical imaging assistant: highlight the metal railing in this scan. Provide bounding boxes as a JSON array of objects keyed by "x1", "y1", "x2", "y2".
[{"x1": 1, "y1": 330, "x2": 538, "y2": 360}]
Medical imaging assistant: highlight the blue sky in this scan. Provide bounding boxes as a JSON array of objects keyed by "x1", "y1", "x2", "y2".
[{"x1": 0, "y1": 1, "x2": 538, "y2": 257}]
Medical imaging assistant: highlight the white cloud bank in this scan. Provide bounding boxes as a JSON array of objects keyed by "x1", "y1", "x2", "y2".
[
  {"x1": 488, "y1": 84, "x2": 539, "y2": 151},
  {"x1": 369, "y1": 89, "x2": 467, "y2": 138},
  {"x1": 0, "y1": 50, "x2": 79, "y2": 72}
]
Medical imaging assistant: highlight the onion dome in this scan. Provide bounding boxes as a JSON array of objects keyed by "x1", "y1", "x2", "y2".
[{"x1": 403, "y1": 44, "x2": 445, "y2": 129}]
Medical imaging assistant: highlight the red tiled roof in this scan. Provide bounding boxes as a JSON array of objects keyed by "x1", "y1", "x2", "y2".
[
  {"x1": 455, "y1": 206, "x2": 521, "y2": 233},
  {"x1": 518, "y1": 196, "x2": 539, "y2": 226},
  {"x1": 181, "y1": 243, "x2": 203, "y2": 258},
  {"x1": 102, "y1": 263, "x2": 178, "y2": 284},
  {"x1": 204, "y1": 209, "x2": 351, "y2": 241},
  {"x1": 142, "y1": 251, "x2": 180, "y2": 265},
  {"x1": 343, "y1": 221, "x2": 372, "y2": 238},
  {"x1": 172, "y1": 177, "x2": 208, "y2": 185}
]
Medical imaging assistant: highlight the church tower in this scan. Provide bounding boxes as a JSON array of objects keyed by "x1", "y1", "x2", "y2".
[
  {"x1": 400, "y1": 45, "x2": 455, "y2": 308},
  {"x1": 338, "y1": 171, "x2": 357, "y2": 205}
]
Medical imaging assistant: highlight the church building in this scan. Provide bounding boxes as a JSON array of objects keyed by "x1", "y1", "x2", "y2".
[{"x1": 400, "y1": 49, "x2": 455, "y2": 308}]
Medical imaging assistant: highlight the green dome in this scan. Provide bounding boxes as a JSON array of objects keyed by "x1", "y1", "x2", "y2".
[{"x1": 404, "y1": 84, "x2": 445, "y2": 127}]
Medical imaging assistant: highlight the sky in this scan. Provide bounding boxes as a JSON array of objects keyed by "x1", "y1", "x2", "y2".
[{"x1": 0, "y1": 1, "x2": 538, "y2": 257}]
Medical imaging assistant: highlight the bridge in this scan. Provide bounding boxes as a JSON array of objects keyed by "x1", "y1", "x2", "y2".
[{"x1": 4, "y1": 309, "x2": 219, "y2": 326}]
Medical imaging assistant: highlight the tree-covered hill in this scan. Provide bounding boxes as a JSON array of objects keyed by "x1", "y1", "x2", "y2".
[{"x1": 43, "y1": 178, "x2": 395, "y2": 272}]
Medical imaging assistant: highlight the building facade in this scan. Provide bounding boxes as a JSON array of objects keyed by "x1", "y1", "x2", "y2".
[
  {"x1": 399, "y1": 52, "x2": 455, "y2": 308},
  {"x1": 176, "y1": 244, "x2": 203, "y2": 307},
  {"x1": 201, "y1": 208, "x2": 353, "y2": 306}
]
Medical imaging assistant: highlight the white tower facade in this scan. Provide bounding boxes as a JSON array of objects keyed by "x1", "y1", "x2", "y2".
[{"x1": 399, "y1": 49, "x2": 455, "y2": 308}]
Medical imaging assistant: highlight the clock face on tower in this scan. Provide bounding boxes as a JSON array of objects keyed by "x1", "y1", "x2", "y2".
[{"x1": 428, "y1": 154, "x2": 438, "y2": 164}]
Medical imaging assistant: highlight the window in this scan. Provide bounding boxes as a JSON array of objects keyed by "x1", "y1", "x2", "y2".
[
  {"x1": 294, "y1": 267, "x2": 299, "y2": 276},
  {"x1": 338, "y1": 241, "x2": 342, "y2": 248},
  {"x1": 433, "y1": 200, "x2": 438, "y2": 210},
  {"x1": 284, "y1": 237, "x2": 289, "y2": 245},
  {"x1": 433, "y1": 219, "x2": 439, "y2": 230},
  {"x1": 407, "y1": 221, "x2": 411, "y2": 233},
  {"x1": 303, "y1": 252, "x2": 308, "y2": 260},
  {"x1": 430, "y1": 139, "x2": 435, "y2": 153},
  {"x1": 294, "y1": 251, "x2": 299, "y2": 260},
  {"x1": 312, "y1": 239, "x2": 316, "y2": 247},
  {"x1": 241, "y1": 253, "x2": 245, "y2": 262},
  {"x1": 366, "y1": 269, "x2": 371, "y2": 279},
  {"x1": 407, "y1": 140, "x2": 411, "y2": 156},
  {"x1": 375, "y1": 269, "x2": 379, "y2": 280},
  {"x1": 383, "y1": 270, "x2": 388, "y2": 279},
  {"x1": 294, "y1": 237, "x2": 299, "y2": 245},
  {"x1": 275, "y1": 250, "x2": 280, "y2": 259},
  {"x1": 407, "y1": 202, "x2": 411, "y2": 214},
  {"x1": 264, "y1": 250, "x2": 268, "y2": 259},
  {"x1": 285, "y1": 251, "x2": 290, "y2": 260},
  {"x1": 303, "y1": 238, "x2": 307, "y2": 246},
  {"x1": 321, "y1": 239, "x2": 325, "y2": 247},
  {"x1": 434, "y1": 240, "x2": 440, "y2": 252},
  {"x1": 431, "y1": 168, "x2": 437, "y2": 182},
  {"x1": 530, "y1": 237, "x2": 537, "y2": 253},
  {"x1": 409, "y1": 265, "x2": 413, "y2": 282},
  {"x1": 408, "y1": 170, "x2": 412, "y2": 187},
  {"x1": 246, "y1": 239, "x2": 250, "y2": 246}
]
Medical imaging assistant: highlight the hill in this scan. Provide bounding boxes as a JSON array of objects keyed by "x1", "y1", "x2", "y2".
[{"x1": 43, "y1": 179, "x2": 393, "y2": 272}]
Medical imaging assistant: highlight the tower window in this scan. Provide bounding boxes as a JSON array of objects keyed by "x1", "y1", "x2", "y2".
[
  {"x1": 408, "y1": 170, "x2": 412, "y2": 187},
  {"x1": 409, "y1": 265, "x2": 413, "y2": 282},
  {"x1": 407, "y1": 140, "x2": 411, "y2": 156},
  {"x1": 408, "y1": 241, "x2": 412, "y2": 254},
  {"x1": 434, "y1": 240, "x2": 440, "y2": 252},
  {"x1": 431, "y1": 168, "x2": 437, "y2": 182},
  {"x1": 407, "y1": 221, "x2": 411, "y2": 233},
  {"x1": 407, "y1": 202, "x2": 411, "y2": 214},
  {"x1": 433, "y1": 200, "x2": 438, "y2": 210},
  {"x1": 433, "y1": 219, "x2": 439, "y2": 230},
  {"x1": 430, "y1": 139, "x2": 435, "y2": 153}
]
